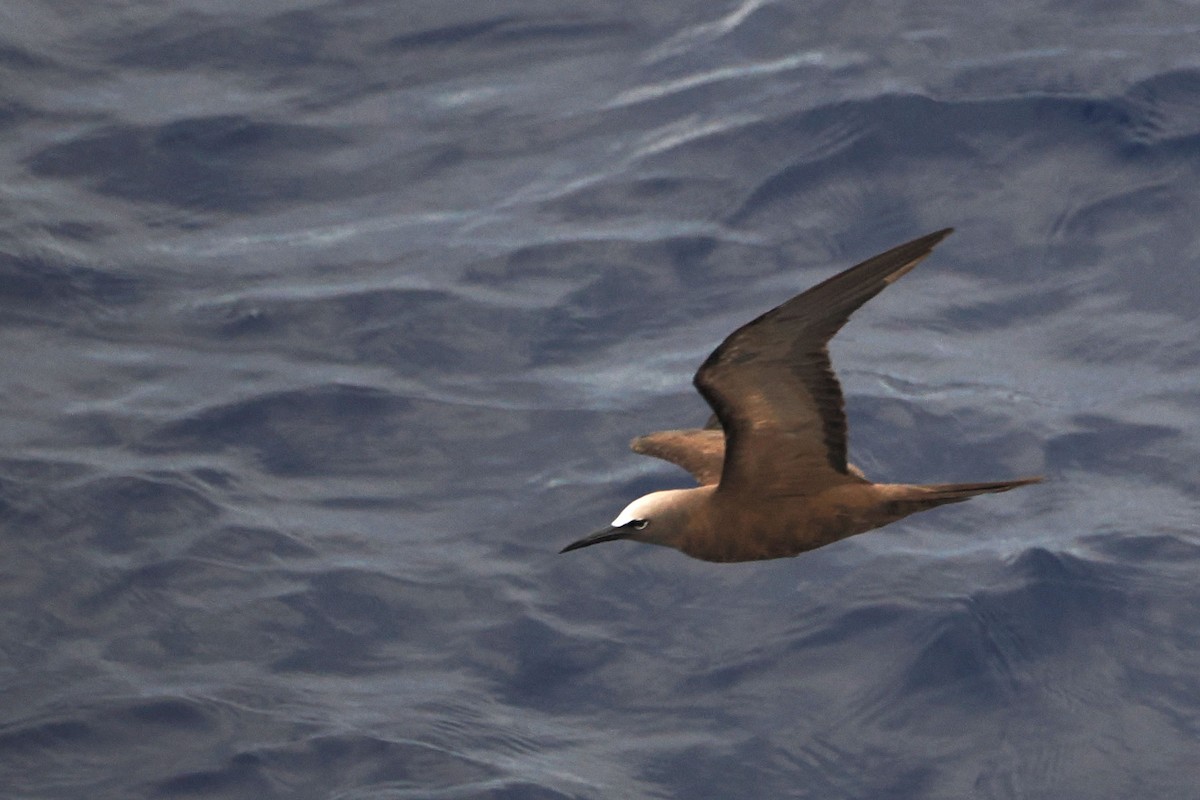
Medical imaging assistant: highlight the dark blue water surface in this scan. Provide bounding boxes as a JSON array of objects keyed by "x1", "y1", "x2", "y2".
[{"x1": 3, "y1": 2, "x2": 1200, "y2": 797}]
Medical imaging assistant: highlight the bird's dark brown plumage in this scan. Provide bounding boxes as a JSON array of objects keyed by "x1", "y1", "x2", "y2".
[
  {"x1": 561, "y1": 229, "x2": 1040, "y2": 563},
  {"x1": 630, "y1": 429, "x2": 724, "y2": 485},
  {"x1": 693, "y1": 229, "x2": 952, "y2": 496}
]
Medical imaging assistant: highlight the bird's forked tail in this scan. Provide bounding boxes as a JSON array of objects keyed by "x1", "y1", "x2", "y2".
[{"x1": 899, "y1": 476, "x2": 1042, "y2": 513}]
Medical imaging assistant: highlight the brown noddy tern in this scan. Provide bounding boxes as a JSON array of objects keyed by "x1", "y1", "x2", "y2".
[{"x1": 560, "y1": 229, "x2": 1041, "y2": 563}]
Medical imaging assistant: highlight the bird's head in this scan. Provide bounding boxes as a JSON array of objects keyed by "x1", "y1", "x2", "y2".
[{"x1": 560, "y1": 488, "x2": 697, "y2": 554}]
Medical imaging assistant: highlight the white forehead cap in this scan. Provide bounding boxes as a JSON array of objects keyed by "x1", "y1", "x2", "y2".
[{"x1": 611, "y1": 493, "x2": 662, "y2": 527}]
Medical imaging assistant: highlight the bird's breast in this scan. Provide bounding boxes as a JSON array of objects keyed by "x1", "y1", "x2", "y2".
[{"x1": 679, "y1": 485, "x2": 890, "y2": 562}]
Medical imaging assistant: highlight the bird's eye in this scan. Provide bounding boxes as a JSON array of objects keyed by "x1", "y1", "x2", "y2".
[{"x1": 631, "y1": 519, "x2": 648, "y2": 530}]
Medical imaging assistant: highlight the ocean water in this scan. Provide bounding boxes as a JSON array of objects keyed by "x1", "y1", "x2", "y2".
[{"x1": 2, "y1": 1, "x2": 1199, "y2": 797}]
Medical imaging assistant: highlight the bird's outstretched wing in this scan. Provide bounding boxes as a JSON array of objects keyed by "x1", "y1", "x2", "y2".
[
  {"x1": 693, "y1": 229, "x2": 953, "y2": 496},
  {"x1": 631, "y1": 428, "x2": 724, "y2": 485},
  {"x1": 632, "y1": 427, "x2": 869, "y2": 486}
]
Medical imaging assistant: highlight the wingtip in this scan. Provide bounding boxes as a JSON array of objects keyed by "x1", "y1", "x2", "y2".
[
  {"x1": 924, "y1": 227, "x2": 955, "y2": 246},
  {"x1": 881, "y1": 228, "x2": 954, "y2": 283}
]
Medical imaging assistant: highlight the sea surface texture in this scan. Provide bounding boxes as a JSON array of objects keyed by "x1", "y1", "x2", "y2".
[{"x1": 2, "y1": 1, "x2": 1199, "y2": 798}]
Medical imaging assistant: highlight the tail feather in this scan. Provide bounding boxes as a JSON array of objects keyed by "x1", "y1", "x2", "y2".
[
  {"x1": 894, "y1": 476, "x2": 1042, "y2": 515},
  {"x1": 920, "y1": 476, "x2": 1042, "y2": 501}
]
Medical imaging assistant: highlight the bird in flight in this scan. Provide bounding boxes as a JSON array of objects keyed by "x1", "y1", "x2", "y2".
[{"x1": 560, "y1": 229, "x2": 1040, "y2": 563}]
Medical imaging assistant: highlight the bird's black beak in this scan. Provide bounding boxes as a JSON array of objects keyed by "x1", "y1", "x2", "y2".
[{"x1": 559, "y1": 525, "x2": 632, "y2": 554}]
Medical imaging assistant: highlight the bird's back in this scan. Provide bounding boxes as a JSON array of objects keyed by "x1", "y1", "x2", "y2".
[{"x1": 674, "y1": 477, "x2": 1039, "y2": 562}]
